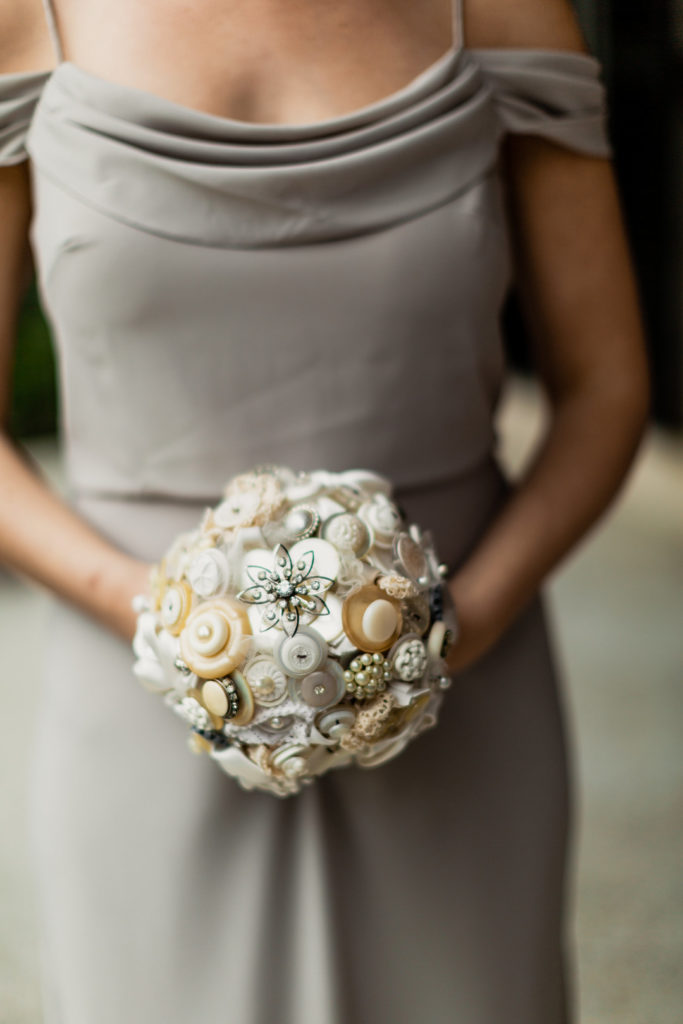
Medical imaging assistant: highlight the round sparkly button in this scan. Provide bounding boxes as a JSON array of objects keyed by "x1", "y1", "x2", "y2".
[{"x1": 297, "y1": 665, "x2": 346, "y2": 709}]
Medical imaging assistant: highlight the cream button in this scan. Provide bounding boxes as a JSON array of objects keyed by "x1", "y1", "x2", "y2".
[
  {"x1": 187, "y1": 548, "x2": 230, "y2": 598},
  {"x1": 179, "y1": 597, "x2": 252, "y2": 678},
  {"x1": 201, "y1": 679, "x2": 231, "y2": 717},
  {"x1": 276, "y1": 626, "x2": 327, "y2": 677},
  {"x1": 187, "y1": 609, "x2": 228, "y2": 657},
  {"x1": 341, "y1": 584, "x2": 403, "y2": 653},
  {"x1": 160, "y1": 581, "x2": 193, "y2": 636},
  {"x1": 361, "y1": 599, "x2": 402, "y2": 646},
  {"x1": 426, "y1": 620, "x2": 453, "y2": 661},
  {"x1": 388, "y1": 633, "x2": 428, "y2": 682}
]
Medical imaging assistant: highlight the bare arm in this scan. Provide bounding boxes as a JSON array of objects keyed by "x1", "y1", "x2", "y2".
[
  {"x1": 0, "y1": 2, "x2": 152, "y2": 640},
  {"x1": 444, "y1": 0, "x2": 650, "y2": 672}
]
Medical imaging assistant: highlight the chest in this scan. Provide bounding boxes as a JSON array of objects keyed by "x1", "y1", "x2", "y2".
[{"x1": 54, "y1": 0, "x2": 454, "y2": 124}]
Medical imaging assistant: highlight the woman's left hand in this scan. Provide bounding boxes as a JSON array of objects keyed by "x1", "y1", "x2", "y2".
[{"x1": 442, "y1": 572, "x2": 507, "y2": 675}]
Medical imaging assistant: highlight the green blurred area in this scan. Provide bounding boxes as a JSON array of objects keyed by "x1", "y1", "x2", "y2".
[{"x1": 11, "y1": 278, "x2": 57, "y2": 439}]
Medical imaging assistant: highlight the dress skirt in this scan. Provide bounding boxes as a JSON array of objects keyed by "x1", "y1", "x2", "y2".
[{"x1": 28, "y1": 454, "x2": 575, "y2": 1024}]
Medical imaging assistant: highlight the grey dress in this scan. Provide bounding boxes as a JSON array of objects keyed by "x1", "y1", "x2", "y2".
[{"x1": 1, "y1": 0, "x2": 612, "y2": 1019}]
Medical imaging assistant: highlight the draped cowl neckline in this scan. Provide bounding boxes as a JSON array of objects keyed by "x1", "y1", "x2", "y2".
[{"x1": 20, "y1": 47, "x2": 611, "y2": 249}]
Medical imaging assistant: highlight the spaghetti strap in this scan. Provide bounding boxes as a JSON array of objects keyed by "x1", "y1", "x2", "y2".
[
  {"x1": 452, "y1": 0, "x2": 465, "y2": 49},
  {"x1": 39, "y1": 0, "x2": 65, "y2": 64}
]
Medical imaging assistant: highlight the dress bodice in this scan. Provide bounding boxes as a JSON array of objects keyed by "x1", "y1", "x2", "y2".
[{"x1": 1, "y1": 47, "x2": 611, "y2": 500}]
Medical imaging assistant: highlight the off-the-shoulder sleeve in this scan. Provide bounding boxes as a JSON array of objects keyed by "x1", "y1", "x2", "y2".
[
  {"x1": 0, "y1": 70, "x2": 52, "y2": 165},
  {"x1": 472, "y1": 49, "x2": 612, "y2": 158}
]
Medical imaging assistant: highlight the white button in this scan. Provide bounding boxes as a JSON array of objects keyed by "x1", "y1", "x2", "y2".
[
  {"x1": 213, "y1": 489, "x2": 261, "y2": 529},
  {"x1": 388, "y1": 633, "x2": 429, "y2": 682},
  {"x1": 276, "y1": 626, "x2": 327, "y2": 677},
  {"x1": 321, "y1": 513, "x2": 372, "y2": 556},
  {"x1": 270, "y1": 743, "x2": 309, "y2": 776},
  {"x1": 316, "y1": 707, "x2": 356, "y2": 739},
  {"x1": 288, "y1": 537, "x2": 340, "y2": 587},
  {"x1": 358, "y1": 496, "x2": 403, "y2": 547},
  {"x1": 302, "y1": 591, "x2": 344, "y2": 644},
  {"x1": 187, "y1": 548, "x2": 231, "y2": 598},
  {"x1": 242, "y1": 655, "x2": 288, "y2": 706}
]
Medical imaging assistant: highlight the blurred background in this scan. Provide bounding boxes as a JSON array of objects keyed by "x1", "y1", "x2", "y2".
[{"x1": 1, "y1": 1, "x2": 682, "y2": 1022}]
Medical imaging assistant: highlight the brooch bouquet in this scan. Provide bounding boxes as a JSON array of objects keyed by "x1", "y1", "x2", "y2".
[{"x1": 131, "y1": 465, "x2": 458, "y2": 796}]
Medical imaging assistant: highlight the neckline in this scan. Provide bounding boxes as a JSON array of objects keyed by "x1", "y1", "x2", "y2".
[{"x1": 50, "y1": 42, "x2": 466, "y2": 136}]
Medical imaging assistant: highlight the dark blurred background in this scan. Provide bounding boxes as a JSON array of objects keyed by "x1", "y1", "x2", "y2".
[
  {"x1": 10, "y1": 0, "x2": 683, "y2": 436},
  {"x1": 507, "y1": 0, "x2": 683, "y2": 429}
]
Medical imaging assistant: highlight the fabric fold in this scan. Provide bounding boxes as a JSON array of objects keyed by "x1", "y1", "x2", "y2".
[
  {"x1": 15, "y1": 47, "x2": 612, "y2": 248},
  {"x1": 0, "y1": 68, "x2": 51, "y2": 164},
  {"x1": 474, "y1": 48, "x2": 612, "y2": 156}
]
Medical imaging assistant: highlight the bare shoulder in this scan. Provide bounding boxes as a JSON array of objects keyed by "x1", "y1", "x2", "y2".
[
  {"x1": 464, "y1": 0, "x2": 588, "y2": 52},
  {"x1": 0, "y1": 0, "x2": 56, "y2": 74}
]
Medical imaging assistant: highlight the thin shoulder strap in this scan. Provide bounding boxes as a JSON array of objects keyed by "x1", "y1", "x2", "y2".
[
  {"x1": 452, "y1": 0, "x2": 465, "y2": 50},
  {"x1": 39, "y1": 0, "x2": 66, "y2": 63}
]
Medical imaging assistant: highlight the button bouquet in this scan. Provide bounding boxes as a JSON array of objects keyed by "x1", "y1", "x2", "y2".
[{"x1": 131, "y1": 465, "x2": 458, "y2": 796}]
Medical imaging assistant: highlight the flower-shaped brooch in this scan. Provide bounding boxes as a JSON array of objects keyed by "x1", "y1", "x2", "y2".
[{"x1": 236, "y1": 543, "x2": 334, "y2": 637}]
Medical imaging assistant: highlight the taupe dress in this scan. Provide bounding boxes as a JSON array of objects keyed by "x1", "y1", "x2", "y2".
[{"x1": 1, "y1": 0, "x2": 611, "y2": 1019}]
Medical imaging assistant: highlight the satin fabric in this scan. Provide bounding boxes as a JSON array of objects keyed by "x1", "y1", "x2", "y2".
[{"x1": 1, "y1": 37, "x2": 611, "y2": 1024}]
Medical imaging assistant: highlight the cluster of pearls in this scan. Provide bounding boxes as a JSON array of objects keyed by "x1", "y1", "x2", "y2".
[{"x1": 343, "y1": 652, "x2": 392, "y2": 700}]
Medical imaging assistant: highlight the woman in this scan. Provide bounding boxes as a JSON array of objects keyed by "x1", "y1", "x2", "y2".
[{"x1": 0, "y1": 0, "x2": 649, "y2": 1021}]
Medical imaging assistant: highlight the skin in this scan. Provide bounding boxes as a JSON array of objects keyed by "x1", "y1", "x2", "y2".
[{"x1": 0, "y1": 0, "x2": 650, "y2": 662}]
